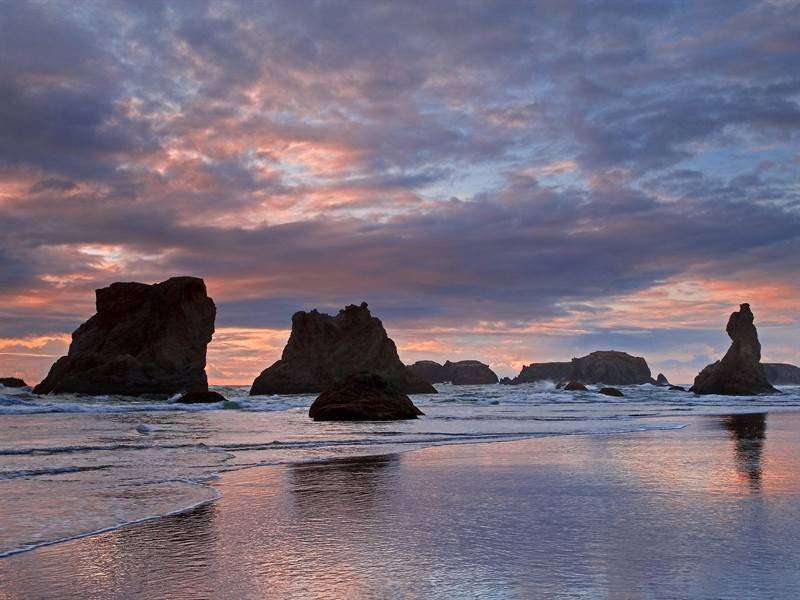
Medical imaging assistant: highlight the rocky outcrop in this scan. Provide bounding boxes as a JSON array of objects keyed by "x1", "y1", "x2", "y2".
[
  {"x1": 176, "y1": 390, "x2": 226, "y2": 404},
  {"x1": 34, "y1": 277, "x2": 215, "y2": 396},
  {"x1": 510, "y1": 351, "x2": 653, "y2": 385},
  {"x1": 0, "y1": 377, "x2": 27, "y2": 388},
  {"x1": 669, "y1": 385, "x2": 686, "y2": 391},
  {"x1": 656, "y1": 373, "x2": 669, "y2": 386},
  {"x1": 308, "y1": 372, "x2": 424, "y2": 421},
  {"x1": 598, "y1": 387, "x2": 624, "y2": 397},
  {"x1": 690, "y1": 304, "x2": 778, "y2": 396},
  {"x1": 564, "y1": 381, "x2": 588, "y2": 391},
  {"x1": 762, "y1": 363, "x2": 800, "y2": 385},
  {"x1": 499, "y1": 377, "x2": 513, "y2": 385},
  {"x1": 408, "y1": 360, "x2": 498, "y2": 385},
  {"x1": 250, "y1": 303, "x2": 436, "y2": 395},
  {"x1": 510, "y1": 362, "x2": 572, "y2": 384}
]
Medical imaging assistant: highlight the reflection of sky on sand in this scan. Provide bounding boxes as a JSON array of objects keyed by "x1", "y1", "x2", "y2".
[{"x1": 3, "y1": 413, "x2": 800, "y2": 598}]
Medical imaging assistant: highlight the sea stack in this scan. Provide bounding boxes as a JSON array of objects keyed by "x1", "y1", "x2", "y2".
[
  {"x1": 308, "y1": 372, "x2": 424, "y2": 421},
  {"x1": 34, "y1": 277, "x2": 216, "y2": 396},
  {"x1": 510, "y1": 351, "x2": 654, "y2": 385},
  {"x1": 250, "y1": 302, "x2": 436, "y2": 395},
  {"x1": 408, "y1": 360, "x2": 498, "y2": 385},
  {"x1": 690, "y1": 303, "x2": 778, "y2": 396}
]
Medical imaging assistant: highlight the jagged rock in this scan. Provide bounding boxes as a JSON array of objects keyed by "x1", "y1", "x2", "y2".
[
  {"x1": 598, "y1": 387, "x2": 624, "y2": 397},
  {"x1": 0, "y1": 377, "x2": 27, "y2": 388},
  {"x1": 510, "y1": 361, "x2": 572, "y2": 384},
  {"x1": 250, "y1": 303, "x2": 436, "y2": 395},
  {"x1": 308, "y1": 372, "x2": 424, "y2": 421},
  {"x1": 690, "y1": 303, "x2": 778, "y2": 396},
  {"x1": 510, "y1": 351, "x2": 653, "y2": 385},
  {"x1": 176, "y1": 390, "x2": 226, "y2": 404},
  {"x1": 669, "y1": 385, "x2": 686, "y2": 391},
  {"x1": 499, "y1": 377, "x2": 513, "y2": 385},
  {"x1": 656, "y1": 373, "x2": 670, "y2": 386},
  {"x1": 408, "y1": 360, "x2": 498, "y2": 385},
  {"x1": 762, "y1": 363, "x2": 800, "y2": 385},
  {"x1": 33, "y1": 277, "x2": 215, "y2": 396},
  {"x1": 563, "y1": 381, "x2": 588, "y2": 391}
]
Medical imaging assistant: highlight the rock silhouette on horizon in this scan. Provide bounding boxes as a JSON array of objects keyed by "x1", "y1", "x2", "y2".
[
  {"x1": 690, "y1": 303, "x2": 778, "y2": 396},
  {"x1": 0, "y1": 377, "x2": 27, "y2": 388},
  {"x1": 510, "y1": 351, "x2": 654, "y2": 386},
  {"x1": 762, "y1": 363, "x2": 800, "y2": 385},
  {"x1": 656, "y1": 373, "x2": 670, "y2": 386},
  {"x1": 250, "y1": 302, "x2": 436, "y2": 395},
  {"x1": 34, "y1": 277, "x2": 215, "y2": 396},
  {"x1": 408, "y1": 360, "x2": 498, "y2": 385},
  {"x1": 308, "y1": 372, "x2": 424, "y2": 421}
]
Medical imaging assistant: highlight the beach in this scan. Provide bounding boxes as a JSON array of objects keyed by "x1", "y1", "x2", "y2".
[{"x1": 3, "y1": 403, "x2": 800, "y2": 599}]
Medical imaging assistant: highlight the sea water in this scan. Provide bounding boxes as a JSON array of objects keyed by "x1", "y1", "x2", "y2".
[{"x1": 1, "y1": 382, "x2": 799, "y2": 558}]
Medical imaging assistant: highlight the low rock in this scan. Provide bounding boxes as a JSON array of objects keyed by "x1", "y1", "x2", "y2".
[
  {"x1": 598, "y1": 387, "x2": 624, "y2": 397},
  {"x1": 669, "y1": 385, "x2": 686, "y2": 391},
  {"x1": 563, "y1": 381, "x2": 588, "y2": 391},
  {"x1": 176, "y1": 390, "x2": 226, "y2": 404},
  {"x1": 499, "y1": 377, "x2": 513, "y2": 385},
  {"x1": 0, "y1": 377, "x2": 27, "y2": 388},
  {"x1": 308, "y1": 372, "x2": 424, "y2": 421},
  {"x1": 656, "y1": 373, "x2": 670, "y2": 386},
  {"x1": 408, "y1": 360, "x2": 498, "y2": 385},
  {"x1": 510, "y1": 351, "x2": 654, "y2": 385},
  {"x1": 690, "y1": 303, "x2": 778, "y2": 395},
  {"x1": 510, "y1": 361, "x2": 572, "y2": 384},
  {"x1": 762, "y1": 363, "x2": 800, "y2": 385}
]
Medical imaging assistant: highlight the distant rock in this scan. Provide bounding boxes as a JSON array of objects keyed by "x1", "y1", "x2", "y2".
[
  {"x1": 690, "y1": 303, "x2": 778, "y2": 396},
  {"x1": 0, "y1": 377, "x2": 27, "y2": 388},
  {"x1": 564, "y1": 381, "x2": 588, "y2": 391},
  {"x1": 408, "y1": 360, "x2": 498, "y2": 385},
  {"x1": 669, "y1": 385, "x2": 686, "y2": 391},
  {"x1": 308, "y1": 372, "x2": 424, "y2": 421},
  {"x1": 598, "y1": 387, "x2": 624, "y2": 397},
  {"x1": 656, "y1": 373, "x2": 670, "y2": 386},
  {"x1": 499, "y1": 377, "x2": 513, "y2": 385},
  {"x1": 34, "y1": 277, "x2": 216, "y2": 396},
  {"x1": 510, "y1": 351, "x2": 654, "y2": 385},
  {"x1": 250, "y1": 303, "x2": 436, "y2": 395},
  {"x1": 510, "y1": 361, "x2": 572, "y2": 384},
  {"x1": 762, "y1": 363, "x2": 800, "y2": 385},
  {"x1": 176, "y1": 390, "x2": 226, "y2": 404}
]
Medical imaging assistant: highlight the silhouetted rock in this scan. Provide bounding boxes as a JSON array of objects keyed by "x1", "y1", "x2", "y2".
[
  {"x1": 0, "y1": 377, "x2": 27, "y2": 388},
  {"x1": 499, "y1": 377, "x2": 513, "y2": 385},
  {"x1": 690, "y1": 303, "x2": 778, "y2": 396},
  {"x1": 409, "y1": 360, "x2": 498, "y2": 384},
  {"x1": 510, "y1": 351, "x2": 654, "y2": 385},
  {"x1": 176, "y1": 390, "x2": 226, "y2": 404},
  {"x1": 656, "y1": 373, "x2": 669, "y2": 386},
  {"x1": 308, "y1": 372, "x2": 424, "y2": 421},
  {"x1": 598, "y1": 387, "x2": 624, "y2": 397},
  {"x1": 669, "y1": 385, "x2": 686, "y2": 391},
  {"x1": 250, "y1": 303, "x2": 436, "y2": 395},
  {"x1": 34, "y1": 277, "x2": 215, "y2": 396},
  {"x1": 511, "y1": 361, "x2": 572, "y2": 384},
  {"x1": 563, "y1": 381, "x2": 588, "y2": 391},
  {"x1": 762, "y1": 363, "x2": 800, "y2": 385}
]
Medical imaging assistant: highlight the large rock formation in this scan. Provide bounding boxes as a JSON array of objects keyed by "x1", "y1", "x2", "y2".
[
  {"x1": 510, "y1": 351, "x2": 653, "y2": 385},
  {"x1": 308, "y1": 372, "x2": 424, "y2": 421},
  {"x1": 250, "y1": 302, "x2": 436, "y2": 395},
  {"x1": 762, "y1": 363, "x2": 800, "y2": 385},
  {"x1": 0, "y1": 377, "x2": 27, "y2": 388},
  {"x1": 408, "y1": 360, "x2": 498, "y2": 385},
  {"x1": 690, "y1": 304, "x2": 778, "y2": 396},
  {"x1": 34, "y1": 277, "x2": 215, "y2": 396}
]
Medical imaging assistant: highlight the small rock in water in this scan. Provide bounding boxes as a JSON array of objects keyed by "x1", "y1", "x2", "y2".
[
  {"x1": 135, "y1": 424, "x2": 153, "y2": 434},
  {"x1": 0, "y1": 377, "x2": 28, "y2": 388},
  {"x1": 669, "y1": 385, "x2": 686, "y2": 391},
  {"x1": 490, "y1": 400, "x2": 500, "y2": 405},
  {"x1": 563, "y1": 381, "x2": 588, "y2": 391},
  {"x1": 176, "y1": 390, "x2": 226, "y2": 404},
  {"x1": 598, "y1": 387, "x2": 624, "y2": 397}
]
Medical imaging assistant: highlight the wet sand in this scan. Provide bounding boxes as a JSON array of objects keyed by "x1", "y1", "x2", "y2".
[{"x1": 2, "y1": 412, "x2": 800, "y2": 599}]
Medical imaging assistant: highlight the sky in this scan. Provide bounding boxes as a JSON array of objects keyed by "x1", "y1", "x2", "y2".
[{"x1": 1, "y1": 0, "x2": 799, "y2": 385}]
